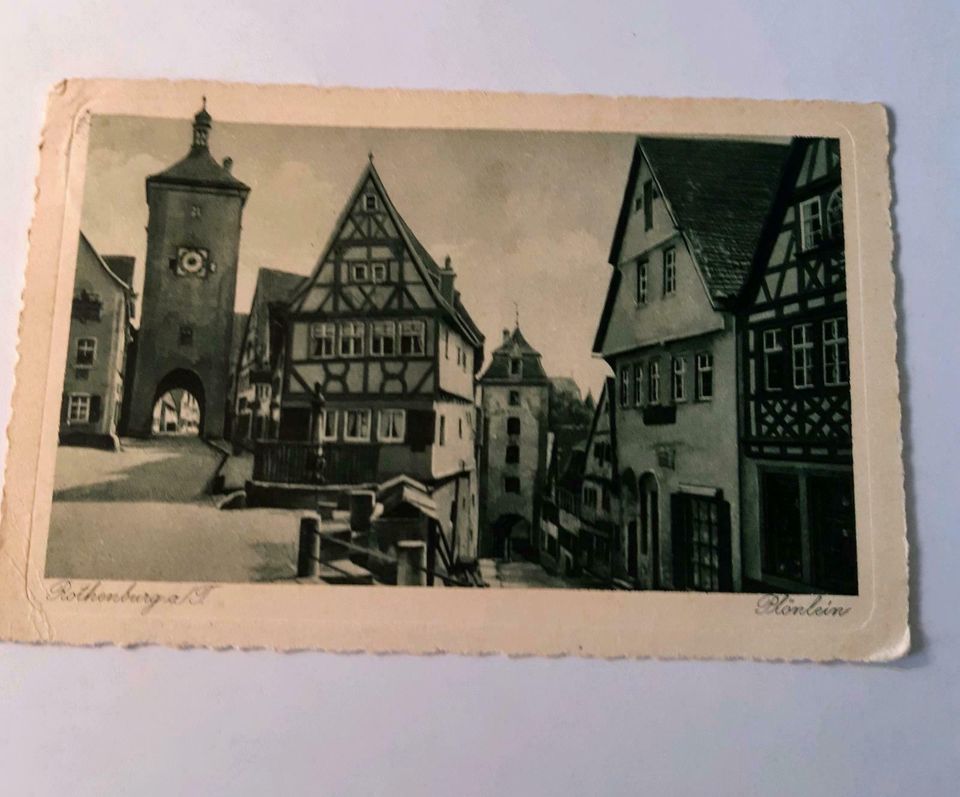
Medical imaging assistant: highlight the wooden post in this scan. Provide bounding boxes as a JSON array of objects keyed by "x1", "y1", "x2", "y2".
[
  {"x1": 396, "y1": 540, "x2": 427, "y2": 587},
  {"x1": 349, "y1": 490, "x2": 376, "y2": 533},
  {"x1": 297, "y1": 512, "x2": 322, "y2": 578}
]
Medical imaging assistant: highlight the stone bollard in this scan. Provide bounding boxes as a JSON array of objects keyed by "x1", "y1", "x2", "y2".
[
  {"x1": 396, "y1": 540, "x2": 427, "y2": 587},
  {"x1": 297, "y1": 513, "x2": 322, "y2": 578},
  {"x1": 349, "y1": 490, "x2": 377, "y2": 534}
]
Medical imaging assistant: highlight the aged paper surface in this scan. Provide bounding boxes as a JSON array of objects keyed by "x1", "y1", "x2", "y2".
[{"x1": 0, "y1": 80, "x2": 907, "y2": 660}]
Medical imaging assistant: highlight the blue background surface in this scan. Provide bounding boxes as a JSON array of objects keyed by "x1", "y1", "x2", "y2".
[{"x1": 0, "y1": 2, "x2": 957, "y2": 794}]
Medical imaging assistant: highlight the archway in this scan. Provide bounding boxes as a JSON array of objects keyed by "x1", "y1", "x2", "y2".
[
  {"x1": 151, "y1": 369, "x2": 206, "y2": 438},
  {"x1": 491, "y1": 513, "x2": 529, "y2": 562}
]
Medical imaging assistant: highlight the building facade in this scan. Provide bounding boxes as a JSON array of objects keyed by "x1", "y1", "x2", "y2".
[
  {"x1": 593, "y1": 136, "x2": 788, "y2": 591},
  {"x1": 280, "y1": 159, "x2": 485, "y2": 566},
  {"x1": 60, "y1": 233, "x2": 135, "y2": 449},
  {"x1": 739, "y1": 137, "x2": 857, "y2": 595},
  {"x1": 478, "y1": 325, "x2": 551, "y2": 559},
  {"x1": 125, "y1": 101, "x2": 250, "y2": 439}
]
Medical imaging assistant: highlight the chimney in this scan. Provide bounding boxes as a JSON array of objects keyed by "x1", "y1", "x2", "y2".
[
  {"x1": 439, "y1": 255, "x2": 456, "y2": 304},
  {"x1": 223, "y1": 157, "x2": 233, "y2": 173},
  {"x1": 502, "y1": 328, "x2": 511, "y2": 344}
]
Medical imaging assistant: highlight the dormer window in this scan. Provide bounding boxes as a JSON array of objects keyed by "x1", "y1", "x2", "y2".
[
  {"x1": 365, "y1": 195, "x2": 378, "y2": 211},
  {"x1": 510, "y1": 358, "x2": 522, "y2": 377},
  {"x1": 352, "y1": 264, "x2": 368, "y2": 282}
]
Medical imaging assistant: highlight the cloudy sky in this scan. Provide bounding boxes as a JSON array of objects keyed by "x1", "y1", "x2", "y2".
[{"x1": 80, "y1": 113, "x2": 637, "y2": 399}]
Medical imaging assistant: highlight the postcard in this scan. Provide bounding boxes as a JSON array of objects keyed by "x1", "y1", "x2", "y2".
[{"x1": 0, "y1": 81, "x2": 907, "y2": 659}]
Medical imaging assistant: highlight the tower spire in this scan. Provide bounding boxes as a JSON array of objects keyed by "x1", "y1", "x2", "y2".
[
  {"x1": 192, "y1": 98, "x2": 212, "y2": 149},
  {"x1": 514, "y1": 301, "x2": 520, "y2": 329}
]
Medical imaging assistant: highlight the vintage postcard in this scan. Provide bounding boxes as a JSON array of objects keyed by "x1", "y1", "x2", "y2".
[{"x1": 0, "y1": 80, "x2": 907, "y2": 660}]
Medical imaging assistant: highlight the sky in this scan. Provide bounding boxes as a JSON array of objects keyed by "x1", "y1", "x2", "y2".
[{"x1": 79, "y1": 112, "x2": 637, "y2": 399}]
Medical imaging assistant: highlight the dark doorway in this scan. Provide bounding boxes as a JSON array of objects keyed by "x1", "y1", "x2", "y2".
[
  {"x1": 151, "y1": 369, "x2": 205, "y2": 437},
  {"x1": 672, "y1": 492, "x2": 732, "y2": 592}
]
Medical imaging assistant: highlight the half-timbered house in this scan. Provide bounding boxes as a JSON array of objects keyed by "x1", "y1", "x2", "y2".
[
  {"x1": 280, "y1": 159, "x2": 485, "y2": 565},
  {"x1": 593, "y1": 136, "x2": 789, "y2": 591},
  {"x1": 739, "y1": 137, "x2": 857, "y2": 595}
]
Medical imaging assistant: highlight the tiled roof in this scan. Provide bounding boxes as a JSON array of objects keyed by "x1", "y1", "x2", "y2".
[
  {"x1": 102, "y1": 255, "x2": 135, "y2": 289},
  {"x1": 148, "y1": 146, "x2": 249, "y2": 193},
  {"x1": 256, "y1": 267, "x2": 306, "y2": 307},
  {"x1": 610, "y1": 136, "x2": 790, "y2": 302},
  {"x1": 479, "y1": 325, "x2": 548, "y2": 383}
]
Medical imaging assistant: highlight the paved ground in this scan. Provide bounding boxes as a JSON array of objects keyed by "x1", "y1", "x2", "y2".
[
  {"x1": 47, "y1": 437, "x2": 303, "y2": 583},
  {"x1": 480, "y1": 557, "x2": 609, "y2": 589}
]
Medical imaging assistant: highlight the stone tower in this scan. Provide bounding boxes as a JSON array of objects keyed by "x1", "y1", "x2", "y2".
[
  {"x1": 126, "y1": 101, "x2": 250, "y2": 438},
  {"x1": 478, "y1": 325, "x2": 551, "y2": 559}
]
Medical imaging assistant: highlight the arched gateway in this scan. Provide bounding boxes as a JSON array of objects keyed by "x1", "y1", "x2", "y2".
[{"x1": 124, "y1": 101, "x2": 250, "y2": 439}]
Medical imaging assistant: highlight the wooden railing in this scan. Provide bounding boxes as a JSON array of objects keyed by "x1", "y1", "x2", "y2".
[{"x1": 252, "y1": 440, "x2": 382, "y2": 485}]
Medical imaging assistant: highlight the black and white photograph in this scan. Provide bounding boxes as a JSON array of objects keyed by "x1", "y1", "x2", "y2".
[{"x1": 49, "y1": 101, "x2": 856, "y2": 595}]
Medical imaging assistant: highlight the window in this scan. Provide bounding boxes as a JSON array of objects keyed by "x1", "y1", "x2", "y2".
[
  {"x1": 762, "y1": 329, "x2": 785, "y2": 391},
  {"x1": 319, "y1": 409, "x2": 338, "y2": 441},
  {"x1": 456, "y1": 346, "x2": 461, "y2": 366},
  {"x1": 643, "y1": 179, "x2": 654, "y2": 231},
  {"x1": 67, "y1": 394, "x2": 90, "y2": 424},
  {"x1": 439, "y1": 414, "x2": 446, "y2": 445},
  {"x1": 75, "y1": 337, "x2": 96, "y2": 366},
  {"x1": 371, "y1": 262, "x2": 388, "y2": 283},
  {"x1": 510, "y1": 358, "x2": 522, "y2": 377},
  {"x1": 256, "y1": 383, "x2": 270, "y2": 402},
  {"x1": 823, "y1": 318, "x2": 849, "y2": 386},
  {"x1": 344, "y1": 409, "x2": 371, "y2": 442},
  {"x1": 636, "y1": 260, "x2": 648, "y2": 304},
  {"x1": 310, "y1": 323, "x2": 336, "y2": 359},
  {"x1": 619, "y1": 365, "x2": 630, "y2": 408},
  {"x1": 458, "y1": 417, "x2": 463, "y2": 439},
  {"x1": 648, "y1": 360, "x2": 661, "y2": 405},
  {"x1": 351, "y1": 264, "x2": 368, "y2": 283},
  {"x1": 370, "y1": 321, "x2": 396, "y2": 356},
  {"x1": 364, "y1": 195, "x2": 378, "y2": 211},
  {"x1": 399, "y1": 320, "x2": 425, "y2": 355},
  {"x1": 444, "y1": 330, "x2": 449, "y2": 359},
  {"x1": 799, "y1": 196, "x2": 823, "y2": 251},
  {"x1": 696, "y1": 352, "x2": 714, "y2": 401},
  {"x1": 633, "y1": 363, "x2": 643, "y2": 406},
  {"x1": 504, "y1": 476, "x2": 521, "y2": 494},
  {"x1": 671, "y1": 356, "x2": 686, "y2": 402},
  {"x1": 179, "y1": 325, "x2": 193, "y2": 346},
  {"x1": 509, "y1": 390, "x2": 521, "y2": 406},
  {"x1": 378, "y1": 409, "x2": 406, "y2": 442},
  {"x1": 339, "y1": 321, "x2": 364, "y2": 357},
  {"x1": 827, "y1": 188, "x2": 844, "y2": 241},
  {"x1": 507, "y1": 417, "x2": 521, "y2": 436},
  {"x1": 505, "y1": 445, "x2": 520, "y2": 464},
  {"x1": 663, "y1": 248, "x2": 677, "y2": 295},
  {"x1": 791, "y1": 323, "x2": 814, "y2": 388}
]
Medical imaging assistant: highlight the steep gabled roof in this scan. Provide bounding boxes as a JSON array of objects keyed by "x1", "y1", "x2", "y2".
[
  {"x1": 479, "y1": 325, "x2": 548, "y2": 383},
  {"x1": 256, "y1": 267, "x2": 306, "y2": 308},
  {"x1": 289, "y1": 160, "x2": 484, "y2": 353},
  {"x1": 608, "y1": 136, "x2": 790, "y2": 303},
  {"x1": 78, "y1": 232, "x2": 134, "y2": 293}
]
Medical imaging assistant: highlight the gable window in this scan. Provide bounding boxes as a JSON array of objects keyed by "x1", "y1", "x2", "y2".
[
  {"x1": 648, "y1": 360, "x2": 661, "y2": 405},
  {"x1": 344, "y1": 409, "x2": 371, "y2": 442},
  {"x1": 364, "y1": 195, "x2": 378, "y2": 212},
  {"x1": 339, "y1": 321, "x2": 364, "y2": 357},
  {"x1": 696, "y1": 352, "x2": 714, "y2": 401},
  {"x1": 643, "y1": 179, "x2": 654, "y2": 231},
  {"x1": 509, "y1": 390, "x2": 521, "y2": 406},
  {"x1": 378, "y1": 409, "x2": 406, "y2": 443},
  {"x1": 762, "y1": 329, "x2": 785, "y2": 391},
  {"x1": 504, "y1": 476, "x2": 521, "y2": 494},
  {"x1": 371, "y1": 262, "x2": 388, "y2": 283},
  {"x1": 799, "y1": 196, "x2": 823, "y2": 251},
  {"x1": 67, "y1": 394, "x2": 91, "y2": 424},
  {"x1": 399, "y1": 320, "x2": 425, "y2": 355},
  {"x1": 636, "y1": 260, "x2": 648, "y2": 304},
  {"x1": 633, "y1": 363, "x2": 643, "y2": 406},
  {"x1": 319, "y1": 409, "x2": 338, "y2": 441},
  {"x1": 823, "y1": 318, "x2": 849, "y2": 386},
  {"x1": 791, "y1": 323, "x2": 814, "y2": 389},
  {"x1": 351, "y1": 263, "x2": 369, "y2": 283},
  {"x1": 310, "y1": 323, "x2": 336, "y2": 359},
  {"x1": 179, "y1": 325, "x2": 193, "y2": 346},
  {"x1": 510, "y1": 358, "x2": 522, "y2": 377},
  {"x1": 827, "y1": 188, "x2": 844, "y2": 241},
  {"x1": 619, "y1": 364, "x2": 630, "y2": 408},
  {"x1": 505, "y1": 444, "x2": 520, "y2": 464},
  {"x1": 507, "y1": 417, "x2": 521, "y2": 436},
  {"x1": 75, "y1": 337, "x2": 96, "y2": 366},
  {"x1": 671, "y1": 356, "x2": 687, "y2": 402},
  {"x1": 663, "y1": 248, "x2": 677, "y2": 295},
  {"x1": 370, "y1": 321, "x2": 396, "y2": 356}
]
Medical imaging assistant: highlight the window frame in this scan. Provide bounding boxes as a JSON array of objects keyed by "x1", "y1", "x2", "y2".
[
  {"x1": 67, "y1": 393, "x2": 91, "y2": 424},
  {"x1": 399, "y1": 320, "x2": 426, "y2": 356},
  {"x1": 633, "y1": 363, "x2": 643, "y2": 407},
  {"x1": 378, "y1": 408, "x2": 406, "y2": 443},
  {"x1": 508, "y1": 390, "x2": 521, "y2": 407},
  {"x1": 826, "y1": 187, "x2": 844, "y2": 241},
  {"x1": 509, "y1": 357, "x2": 522, "y2": 377},
  {"x1": 310, "y1": 322, "x2": 336, "y2": 359},
  {"x1": 663, "y1": 247, "x2": 677, "y2": 296},
  {"x1": 506, "y1": 416, "x2": 521, "y2": 436},
  {"x1": 762, "y1": 328, "x2": 785, "y2": 392},
  {"x1": 371, "y1": 262, "x2": 388, "y2": 284},
  {"x1": 695, "y1": 352, "x2": 714, "y2": 401},
  {"x1": 75, "y1": 337, "x2": 97, "y2": 367},
  {"x1": 791, "y1": 323, "x2": 815, "y2": 389},
  {"x1": 799, "y1": 196, "x2": 823, "y2": 251},
  {"x1": 671, "y1": 355, "x2": 687, "y2": 403},
  {"x1": 351, "y1": 263, "x2": 369, "y2": 283},
  {"x1": 822, "y1": 318, "x2": 849, "y2": 386},
  {"x1": 343, "y1": 409, "x2": 372, "y2": 442},
  {"x1": 648, "y1": 359, "x2": 661, "y2": 405},
  {"x1": 505, "y1": 444, "x2": 520, "y2": 465},
  {"x1": 319, "y1": 409, "x2": 338, "y2": 441},
  {"x1": 635, "y1": 259, "x2": 648, "y2": 304},
  {"x1": 619, "y1": 364, "x2": 630, "y2": 408},
  {"x1": 364, "y1": 194, "x2": 378, "y2": 212},
  {"x1": 339, "y1": 321, "x2": 365, "y2": 358},
  {"x1": 370, "y1": 320, "x2": 397, "y2": 357}
]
